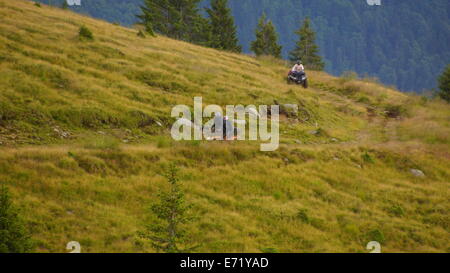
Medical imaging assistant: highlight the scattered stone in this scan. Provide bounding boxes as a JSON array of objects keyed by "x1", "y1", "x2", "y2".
[
  {"x1": 97, "y1": 131, "x2": 105, "y2": 135},
  {"x1": 294, "y1": 140, "x2": 302, "y2": 144},
  {"x1": 122, "y1": 139, "x2": 129, "y2": 143},
  {"x1": 308, "y1": 130, "x2": 319, "y2": 135},
  {"x1": 410, "y1": 169, "x2": 425, "y2": 178},
  {"x1": 155, "y1": 121, "x2": 163, "y2": 127},
  {"x1": 280, "y1": 105, "x2": 299, "y2": 118},
  {"x1": 283, "y1": 158, "x2": 290, "y2": 164},
  {"x1": 125, "y1": 129, "x2": 132, "y2": 134},
  {"x1": 330, "y1": 138, "x2": 339, "y2": 143},
  {"x1": 66, "y1": 210, "x2": 74, "y2": 216},
  {"x1": 333, "y1": 157, "x2": 340, "y2": 161},
  {"x1": 283, "y1": 104, "x2": 298, "y2": 111},
  {"x1": 53, "y1": 127, "x2": 70, "y2": 139}
]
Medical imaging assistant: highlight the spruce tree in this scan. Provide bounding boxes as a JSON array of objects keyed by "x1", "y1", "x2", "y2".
[
  {"x1": 438, "y1": 64, "x2": 450, "y2": 102},
  {"x1": 190, "y1": 15, "x2": 213, "y2": 47},
  {"x1": 250, "y1": 13, "x2": 282, "y2": 58},
  {"x1": 137, "y1": 0, "x2": 169, "y2": 36},
  {"x1": 138, "y1": 0, "x2": 207, "y2": 44},
  {"x1": 61, "y1": 1, "x2": 68, "y2": 9},
  {"x1": 139, "y1": 164, "x2": 196, "y2": 253},
  {"x1": 206, "y1": 0, "x2": 241, "y2": 53},
  {"x1": 289, "y1": 17, "x2": 325, "y2": 70},
  {"x1": 177, "y1": 0, "x2": 211, "y2": 45},
  {"x1": 170, "y1": 0, "x2": 197, "y2": 41},
  {"x1": 0, "y1": 185, "x2": 34, "y2": 253}
]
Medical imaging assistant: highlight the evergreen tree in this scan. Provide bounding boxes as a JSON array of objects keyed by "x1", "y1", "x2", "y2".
[
  {"x1": 79, "y1": 26, "x2": 94, "y2": 41},
  {"x1": 61, "y1": 1, "x2": 68, "y2": 9},
  {"x1": 289, "y1": 17, "x2": 325, "y2": 71},
  {"x1": 190, "y1": 15, "x2": 213, "y2": 47},
  {"x1": 137, "y1": 0, "x2": 168, "y2": 36},
  {"x1": 0, "y1": 185, "x2": 34, "y2": 253},
  {"x1": 137, "y1": 0, "x2": 207, "y2": 44},
  {"x1": 178, "y1": 1, "x2": 211, "y2": 45},
  {"x1": 169, "y1": 0, "x2": 199, "y2": 41},
  {"x1": 250, "y1": 13, "x2": 282, "y2": 58},
  {"x1": 438, "y1": 64, "x2": 450, "y2": 102},
  {"x1": 139, "y1": 164, "x2": 196, "y2": 253},
  {"x1": 206, "y1": 0, "x2": 241, "y2": 53}
]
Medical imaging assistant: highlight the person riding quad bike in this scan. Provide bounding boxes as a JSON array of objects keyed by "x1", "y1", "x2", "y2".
[
  {"x1": 210, "y1": 114, "x2": 235, "y2": 140},
  {"x1": 287, "y1": 60, "x2": 308, "y2": 88},
  {"x1": 222, "y1": 116, "x2": 235, "y2": 140}
]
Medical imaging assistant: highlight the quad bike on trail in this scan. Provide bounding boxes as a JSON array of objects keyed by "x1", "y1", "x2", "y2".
[{"x1": 287, "y1": 70, "x2": 308, "y2": 88}]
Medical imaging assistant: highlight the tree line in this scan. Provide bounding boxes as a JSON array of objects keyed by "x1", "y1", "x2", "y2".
[{"x1": 138, "y1": 0, "x2": 324, "y2": 70}]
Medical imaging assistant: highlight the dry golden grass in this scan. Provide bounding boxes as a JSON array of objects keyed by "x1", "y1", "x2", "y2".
[{"x1": 0, "y1": 0, "x2": 448, "y2": 253}]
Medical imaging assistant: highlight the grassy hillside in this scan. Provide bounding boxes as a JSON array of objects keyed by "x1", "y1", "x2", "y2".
[{"x1": 0, "y1": 0, "x2": 449, "y2": 253}]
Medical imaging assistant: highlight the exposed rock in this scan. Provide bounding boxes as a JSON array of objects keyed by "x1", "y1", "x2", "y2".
[
  {"x1": 330, "y1": 138, "x2": 339, "y2": 143},
  {"x1": 410, "y1": 169, "x2": 425, "y2": 177},
  {"x1": 53, "y1": 127, "x2": 70, "y2": 138},
  {"x1": 273, "y1": 100, "x2": 299, "y2": 118},
  {"x1": 294, "y1": 140, "x2": 302, "y2": 144},
  {"x1": 281, "y1": 104, "x2": 298, "y2": 118},
  {"x1": 283, "y1": 104, "x2": 298, "y2": 112}
]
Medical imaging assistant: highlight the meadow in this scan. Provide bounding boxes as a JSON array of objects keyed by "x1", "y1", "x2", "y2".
[{"x1": 0, "y1": 0, "x2": 449, "y2": 252}]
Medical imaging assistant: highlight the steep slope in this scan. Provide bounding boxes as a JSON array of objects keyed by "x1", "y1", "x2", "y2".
[
  {"x1": 0, "y1": 0, "x2": 449, "y2": 253},
  {"x1": 36, "y1": 0, "x2": 450, "y2": 92}
]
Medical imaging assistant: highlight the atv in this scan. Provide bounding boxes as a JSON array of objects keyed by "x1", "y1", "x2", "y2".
[{"x1": 287, "y1": 70, "x2": 308, "y2": 88}]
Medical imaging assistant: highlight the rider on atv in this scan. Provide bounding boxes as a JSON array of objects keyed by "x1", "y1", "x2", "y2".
[
  {"x1": 287, "y1": 60, "x2": 308, "y2": 88},
  {"x1": 291, "y1": 60, "x2": 305, "y2": 79}
]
